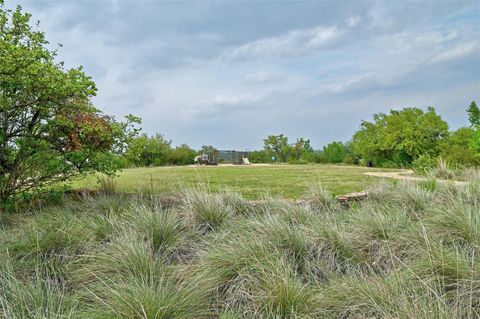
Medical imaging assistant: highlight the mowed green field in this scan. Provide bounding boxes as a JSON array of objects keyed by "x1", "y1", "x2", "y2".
[{"x1": 73, "y1": 164, "x2": 399, "y2": 199}]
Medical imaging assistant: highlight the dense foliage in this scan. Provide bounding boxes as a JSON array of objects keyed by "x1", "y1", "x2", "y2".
[
  {"x1": 262, "y1": 134, "x2": 315, "y2": 163},
  {"x1": 0, "y1": 4, "x2": 134, "y2": 205},
  {"x1": 120, "y1": 133, "x2": 200, "y2": 167},
  {"x1": 255, "y1": 104, "x2": 479, "y2": 168},
  {"x1": 350, "y1": 107, "x2": 449, "y2": 167},
  {"x1": 438, "y1": 127, "x2": 479, "y2": 166},
  {"x1": 468, "y1": 101, "x2": 480, "y2": 153},
  {"x1": 310, "y1": 104, "x2": 479, "y2": 169},
  {"x1": 317, "y1": 141, "x2": 348, "y2": 164},
  {"x1": 125, "y1": 133, "x2": 173, "y2": 167}
]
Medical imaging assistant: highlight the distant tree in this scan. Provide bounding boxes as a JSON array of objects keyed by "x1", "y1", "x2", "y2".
[
  {"x1": 249, "y1": 150, "x2": 272, "y2": 163},
  {"x1": 341, "y1": 142, "x2": 360, "y2": 165},
  {"x1": 467, "y1": 101, "x2": 480, "y2": 156},
  {"x1": 0, "y1": 4, "x2": 135, "y2": 204},
  {"x1": 263, "y1": 134, "x2": 289, "y2": 162},
  {"x1": 125, "y1": 134, "x2": 171, "y2": 166},
  {"x1": 467, "y1": 101, "x2": 480, "y2": 127},
  {"x1": 292, "y1": 137, "x2": 314, "y2": 160},
  {"x1": 167, "y1": 144, "x2": 196, "y2": 165},
  {"x1": 199, "y1": 145, "x2": 219, "y2": 158},
  {"x1": 438, "y1": 127, "x2": 479, "y2": 166},
  {"x1": 319, "y1": 142, "x2": 347, "y2": 163},
  {"x1": 351, "y1": 107, "x2": 449, "y2": 166}
]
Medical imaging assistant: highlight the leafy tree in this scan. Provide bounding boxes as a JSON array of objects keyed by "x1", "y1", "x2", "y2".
[
  {"x1": 262, "y1": 135, "x2": 315, "y2": 163},
  {"x1": 263, "y1": 134, "x2": 289, "y2": 162},
  {"x1": 125, "y1": 134, "x2": 171, "y2": 167},
  {"x1": 467, "y1": 101, "x2": 480, "y2": 127},
  {"x1": 319, "y1": 141, "x2": 347, "y2": 163},
  {"x1": 249, "y1": 150, "x2": 272, "y2": 163},
  {"x1": 291, "y1": 137, "x2": 314, "y2": 160},
  {"x1": 467, "y1": 101, "x2": 480, "y2": 155},
  {"x1": 199, "y1": 145, "x2": 219, "y2": 160},
  {"x1": 0, "y1": 4, "x2": 133, "y2": 203},
  {"x1": 351, "y1": 107, "x2": 448, "y2": 166},
  {"x1": 438, "y1": 127, "x2": 479, "y2": 166},
  {"x1": 167, "y1": 144, "x2": 196, "y2": 165}
]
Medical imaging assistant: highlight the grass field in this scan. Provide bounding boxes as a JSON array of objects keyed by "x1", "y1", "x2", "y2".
[{"x1": 72, "y1": 164, "x2": 400, "y2": 199}]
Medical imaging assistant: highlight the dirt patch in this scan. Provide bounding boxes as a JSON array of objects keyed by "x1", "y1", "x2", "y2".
[{"x1": 364, "y1": 169, "x2": 467, "y2": 185}]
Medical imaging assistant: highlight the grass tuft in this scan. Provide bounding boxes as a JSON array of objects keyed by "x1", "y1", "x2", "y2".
[
  {"x1": 183, "y1": 190, "x2": 232, "y2": 231},
  {"x1": 304, "y1": 184, "x2": 341, "y2": 212}
]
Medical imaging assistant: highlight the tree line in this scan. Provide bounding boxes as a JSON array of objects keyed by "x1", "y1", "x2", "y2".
[
  {"x1": 122, "y1": 100, "x2": 479, "y2": 169},
  {"x1": 116, "y1": 132, "x2": 221, "y2": 168},
  {"x1": 251, "y1": 103, "x2": 480, "y2": 169}
]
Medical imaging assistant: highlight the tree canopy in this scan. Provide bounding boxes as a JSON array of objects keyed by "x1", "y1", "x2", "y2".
[
  {"x1": 0, "y1": 4, "x2": 134, "y2": 203},
  {"x1": 351, "y1": 107, "x2": 449, "y2": 166},
  {"x1": 467, "y1": 101, "x2": 480, "y2": 154},
  {"x1": 438, "y1": 127, "x2": 479, "y2": 166},
  {"x1": 467, "y1": 101, "x2": 480, "y2": 128},
  {"x1": 263, "y1": 134, "x2": 289, "y2": 162},
  {"x1": 262, "y1": 134, "x2": 314, "y2": 163},
  {"x1": 319, "y1": 142, "x2": 347, "y2": 163}
]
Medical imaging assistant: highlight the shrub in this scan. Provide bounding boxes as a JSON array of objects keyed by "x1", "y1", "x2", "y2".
[
  {"x1": 166, "y1": 144, "x2": 196, "y2": 165},
  {"x1": 0, "y1": 4, "x2": 135, "y2": 205},
  {"x1": 317, "y1": 141, "x2": 347, "y2": 163},
  {"x1": 412, "y1": 154, "x2": 438, "y2": 174},
  {"x1": 430, "y1": 158, "x2": 457, "y2": 180}
]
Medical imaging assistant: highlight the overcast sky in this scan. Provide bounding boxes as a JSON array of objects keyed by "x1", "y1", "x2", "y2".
[{"x1": 6, "y1": 0, "x2": 480, "y2": 150}]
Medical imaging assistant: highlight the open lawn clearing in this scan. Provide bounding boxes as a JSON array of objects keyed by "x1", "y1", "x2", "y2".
[{"x1": 72, "y1": 164, "x2": 402, "y2": 199}]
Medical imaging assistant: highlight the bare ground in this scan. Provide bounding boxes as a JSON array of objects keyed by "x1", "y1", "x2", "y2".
[{"x1": 364, "y1": 169, "x2": 467, "y2": 185}]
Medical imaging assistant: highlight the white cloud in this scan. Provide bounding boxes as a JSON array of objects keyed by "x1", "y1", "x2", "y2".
[
  {"x1": 212, "y1": 93, "x2": 261, "y2": 106},
  {"x1": 220, "y1": 26, "x2": 342, "y2": 61},
  {"x1": 428, "y1": 41, "x2": 479, "y2": 65},
  {"x1": 324, "y1": 74, "x2": 376, "y2": 94},
  {"x1": 243, "y1": 71, "x2": 283, "y2": 84},
  {"x1": 346, "y1": 15, "x2": 361, "y2": 27}
]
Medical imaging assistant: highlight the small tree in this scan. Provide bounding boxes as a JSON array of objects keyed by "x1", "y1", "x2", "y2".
[
  {"x1": 467, "y1": 101, "x2": 480, "y2": 156},
  {"x1": 0, "y1": 4, "x2": 134, "y2": 204},
  {"x1": 319, "y1": 142, "x2": 347, "y2": 163},
  {"x1": 438, "y1": 127, "x2": 479, "y2": 166},
  {"x1": 263, "y1": 134, "x2": 289, "y2": 162},
  {"x1": 249, "y1": 150, "x2": 272, "y2": 163},
  {"x1": 292, "y1": 137, "x2": 314, "y2": 160},
  {"x1": 125, "y1": 133, "x2": 171, "y2": 166},
  {"x1": 167, "y1": 144, "x2": 196, "y2": 165},
  {"x1": 199, "y1": 145, "x2": 219, "y2": 159},
  {"x1": 467, "y1": 101, "x2": 480, "y2": 127}
]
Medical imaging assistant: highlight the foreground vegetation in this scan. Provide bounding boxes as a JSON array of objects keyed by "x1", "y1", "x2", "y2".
[
  {"x1": 72, "y1": 164, "x2": 400, "y2": 199},
  {"x1": 1, "y1": 178, "x2": 480, "y2": 318}
]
